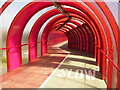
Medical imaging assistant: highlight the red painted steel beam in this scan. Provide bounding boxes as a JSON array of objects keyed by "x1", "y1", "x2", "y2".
[
  {"x1": 0, "y1": 0, "x2": 14, "y2": 15},
  {"x1": 82, "y1": 0, "x2": 109, "y2": 80},
  {"x1": 53, "y1": 20, "x2": 89, "y2": 52},
  {"x1": 29, "y1": 10, "x2": 87, "y2": 60},
  {"x1": 7, "y1": 2, "x2": 54, "y2": 71},
  {"x1": 6, "y1": 2, "x2": 107, "y2": 76},
  {"x1": 95, "y1": 0, "x2": 119, "y2": 48},
  {"x1": 64, "y1": 24, "x2": 81, "y2": 50},
  {"x1": 1, "y1": 0, "x2": 118, "y2": 88},
  {"x1": 29, "y1": 8, "x2": 97, "y2": 60},
  {"x1": 74, "y1": 28, "x2": 83, "y2": 51},
  {"x1": 60, "y1": 2, "x2": 105, "y2": 73},
  {"x1": 82, "y1": 24, "x2": 94, "y2": 53},
  {"x1": 59, "y1": 3, "x2": 116, "y2": 81},
  {"x1": 95, "y1": 1, "x2": 119, "y2": 88},
  {"x1": 48, "y1": 8, "x2": 100, "y2": 53},
  {"x1": 54, "y1": 22, "x2": 90, "y2": 53},
  {"x1": 52, "y1": 19, "x2": 94, "y2": 53},
  {"x1": 58, "y1": 28, "x2": 73, "y2": 46},
  {"x1": 0, "y1": 0, "x2": 111, "y2": 60},
  {"x1": 1, "y1": 0, "x2": 115, "y2": 62},
  {"x1": 77, "y1": 26, "x2": 87, "y2": 52},
  {"x1": 83, "y1": 1, "x2": 118, "y2": 87},
  {"x1": 30, "y1": 6, "x2": 103, "y2": 65},
  {"x1": 48, "y1": 21, "x2": 82, "y2": 51},
  {"x1": 61, "y1": 24, "x2": 82, "y2": 50},
  {"x1": 58, "y1": 25, "x2": 78, "y2": 50},
  {"x1": 30, "y1": 8, "x2": 88, "y2": 60},
  {"x1": 49, "y1": 12, "x2": 103, "y2": 64},
  {"x1": 41, "y1": 12, "x2": 98, "y2": 56},
  {"x1": 79, "y1": 26, "x2": 89, "y2": 53},
  {"x1": 57, "y1": 26, "x2": 77, "y2": 49},
  {"x1": 118, "y1": 34, "x2": 120, "y2": 89},
  {"x1": 53, "y1": 20, "x2": 93, "y2": 52}
]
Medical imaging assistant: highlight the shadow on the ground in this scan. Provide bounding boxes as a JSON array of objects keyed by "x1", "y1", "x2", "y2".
[
  {"x1": 46, "y1": 43, "x2": 102, "y2": 80},
  {"x1": 59, "y1": 43, "x2": 94, "y2": 58}
]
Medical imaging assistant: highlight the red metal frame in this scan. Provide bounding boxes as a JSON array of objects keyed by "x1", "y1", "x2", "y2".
[
  {"x1": 95, "y1": 1, "x2": 119, "y2": 88},
  {"x1": 5, "y1": 2, "x2": 105, "y2": 81},
  {"x1": 6, "y1": 2, "x2": 104, "y2": 72},
  {"x1": 1, "y1": 0, "x2": 119, "y2": 88},
  {"x1": 51, "y1": 20, "x2": 91, "y2": 52},
  {"x1": 83, "y1": 1, "x2": 119, "y2": 88},
  {"x1": 29, "y1": 8, "x2": 98, "y2": 60},
  {"x1": 0, "y1": 0, "x2": 14, "y2": 15},
  {"x1": 51, "y1": 21, "x2": 82, "y2": 50}
]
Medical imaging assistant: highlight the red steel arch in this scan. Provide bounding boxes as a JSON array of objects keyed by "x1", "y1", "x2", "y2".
[
  {"x1": 8, "y1": 4, "x2": 106, "y2": 74},
  {"x1": 53, "y1": 21, "x2": 90, "y2": 52},
  {"x1": 3, "y1": 1, "x2": 119, "y2": 88},
  {"x1": 52, "y1": 21, "x2": 90, "y2": 52},
  {"x1": 52, "y1": 19, "x2": 94, "y2": 53},
  {"x1": 29, "y1": 8, "x2": 97, "y2": 62}
]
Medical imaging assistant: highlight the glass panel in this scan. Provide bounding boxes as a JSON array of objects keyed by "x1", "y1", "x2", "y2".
[
  {"x1": 0, "y1": 24, "x2": 7, "y2": 75},
  {"x1": 0, "y1": 50, "x2": 7, "y2": 75},
  {"x1": 37, "y1": 43, "x2": 41, "y2": 58},
  {"x1": 22, "y1": 46, "x2": 28, "y2": 65}
]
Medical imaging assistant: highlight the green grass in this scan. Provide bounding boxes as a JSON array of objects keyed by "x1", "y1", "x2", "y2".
[
  {"x1": 0, "y1": 50, "x2": 7, "y2": 63},
  {"x1": 0, "y1": 57, "x2": 7, "y2": 63},
  {"x1": 0, "y1": 50, "x2": 29, "y2": 65},
  {"x1": 22, "y1": 57, "x2": 28, "y2": 65}
]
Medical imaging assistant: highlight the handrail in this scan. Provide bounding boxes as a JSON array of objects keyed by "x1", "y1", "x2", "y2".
[
  {"x1": 0, "y1": 41, "x2": 119, "y2": 72},
  {"x1": 0, "y1": 41, "x2": 41, "y2": 50},
  {"x1": 0, "y1": 38, "x2": 64, "y2": 50},
  {"x1": 96, "y1": 45, "x2": 120, "y2": 72}
]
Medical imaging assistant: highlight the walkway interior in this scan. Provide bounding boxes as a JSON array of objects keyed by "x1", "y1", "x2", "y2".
[{"x1": 1, "y1": 41, "x2": 106, "y2": 88}]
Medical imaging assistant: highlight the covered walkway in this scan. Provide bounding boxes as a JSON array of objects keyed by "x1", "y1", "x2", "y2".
[
  {"x1": 1, "y1": 41, "x2": 106, "y2": 88},
  {"x1": 41, "y1": 42, "x2": 106, "y2": 88},
  {"x1": 0, "y1": 0, "x2": 120, "y2": 89},
  {"x1": 1, "y1": 42, "x2": 67, "y2": 88}
]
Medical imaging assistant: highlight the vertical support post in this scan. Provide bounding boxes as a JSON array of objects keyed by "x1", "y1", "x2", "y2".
[
  {"x1": 101, "y1": 51, "x2": 107, "y2": 80},
  {"x1": 107, "y1": 52, "x2": 113, "y2": 89},
  {"x1": 41, "y1": 40, "x2": 47, "y2": 56}
]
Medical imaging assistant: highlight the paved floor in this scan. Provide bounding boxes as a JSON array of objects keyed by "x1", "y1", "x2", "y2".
[
  {"x1": 0, "y1": 41, "x2": 106, "y2": 88},
  {"x1": 0, "y1": 42, "x2": 68, "y2": 88},
  {"x1": 41, "y1": 42, "x2": 106, "y2": 89}
]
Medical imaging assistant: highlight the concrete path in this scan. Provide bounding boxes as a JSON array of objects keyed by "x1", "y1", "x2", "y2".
[
  {"x1": 40, "y1": 42, "x2": 106, "y2": 89},
  {"x1": 0, "y1": 42, "x2": 68, "y2": 88},
  {"x1": 0, "y1": 41, "x2": 106, "y2": 88}
]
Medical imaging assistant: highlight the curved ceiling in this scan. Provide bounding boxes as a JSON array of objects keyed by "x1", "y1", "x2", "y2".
[{"x1": 0, "y1": 0, "x2": 119, "y2": 88}]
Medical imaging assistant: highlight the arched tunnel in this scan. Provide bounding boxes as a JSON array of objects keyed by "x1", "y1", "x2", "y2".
[{"x1": 0, "y1": 0, "x2": 120, "y2": 89}]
